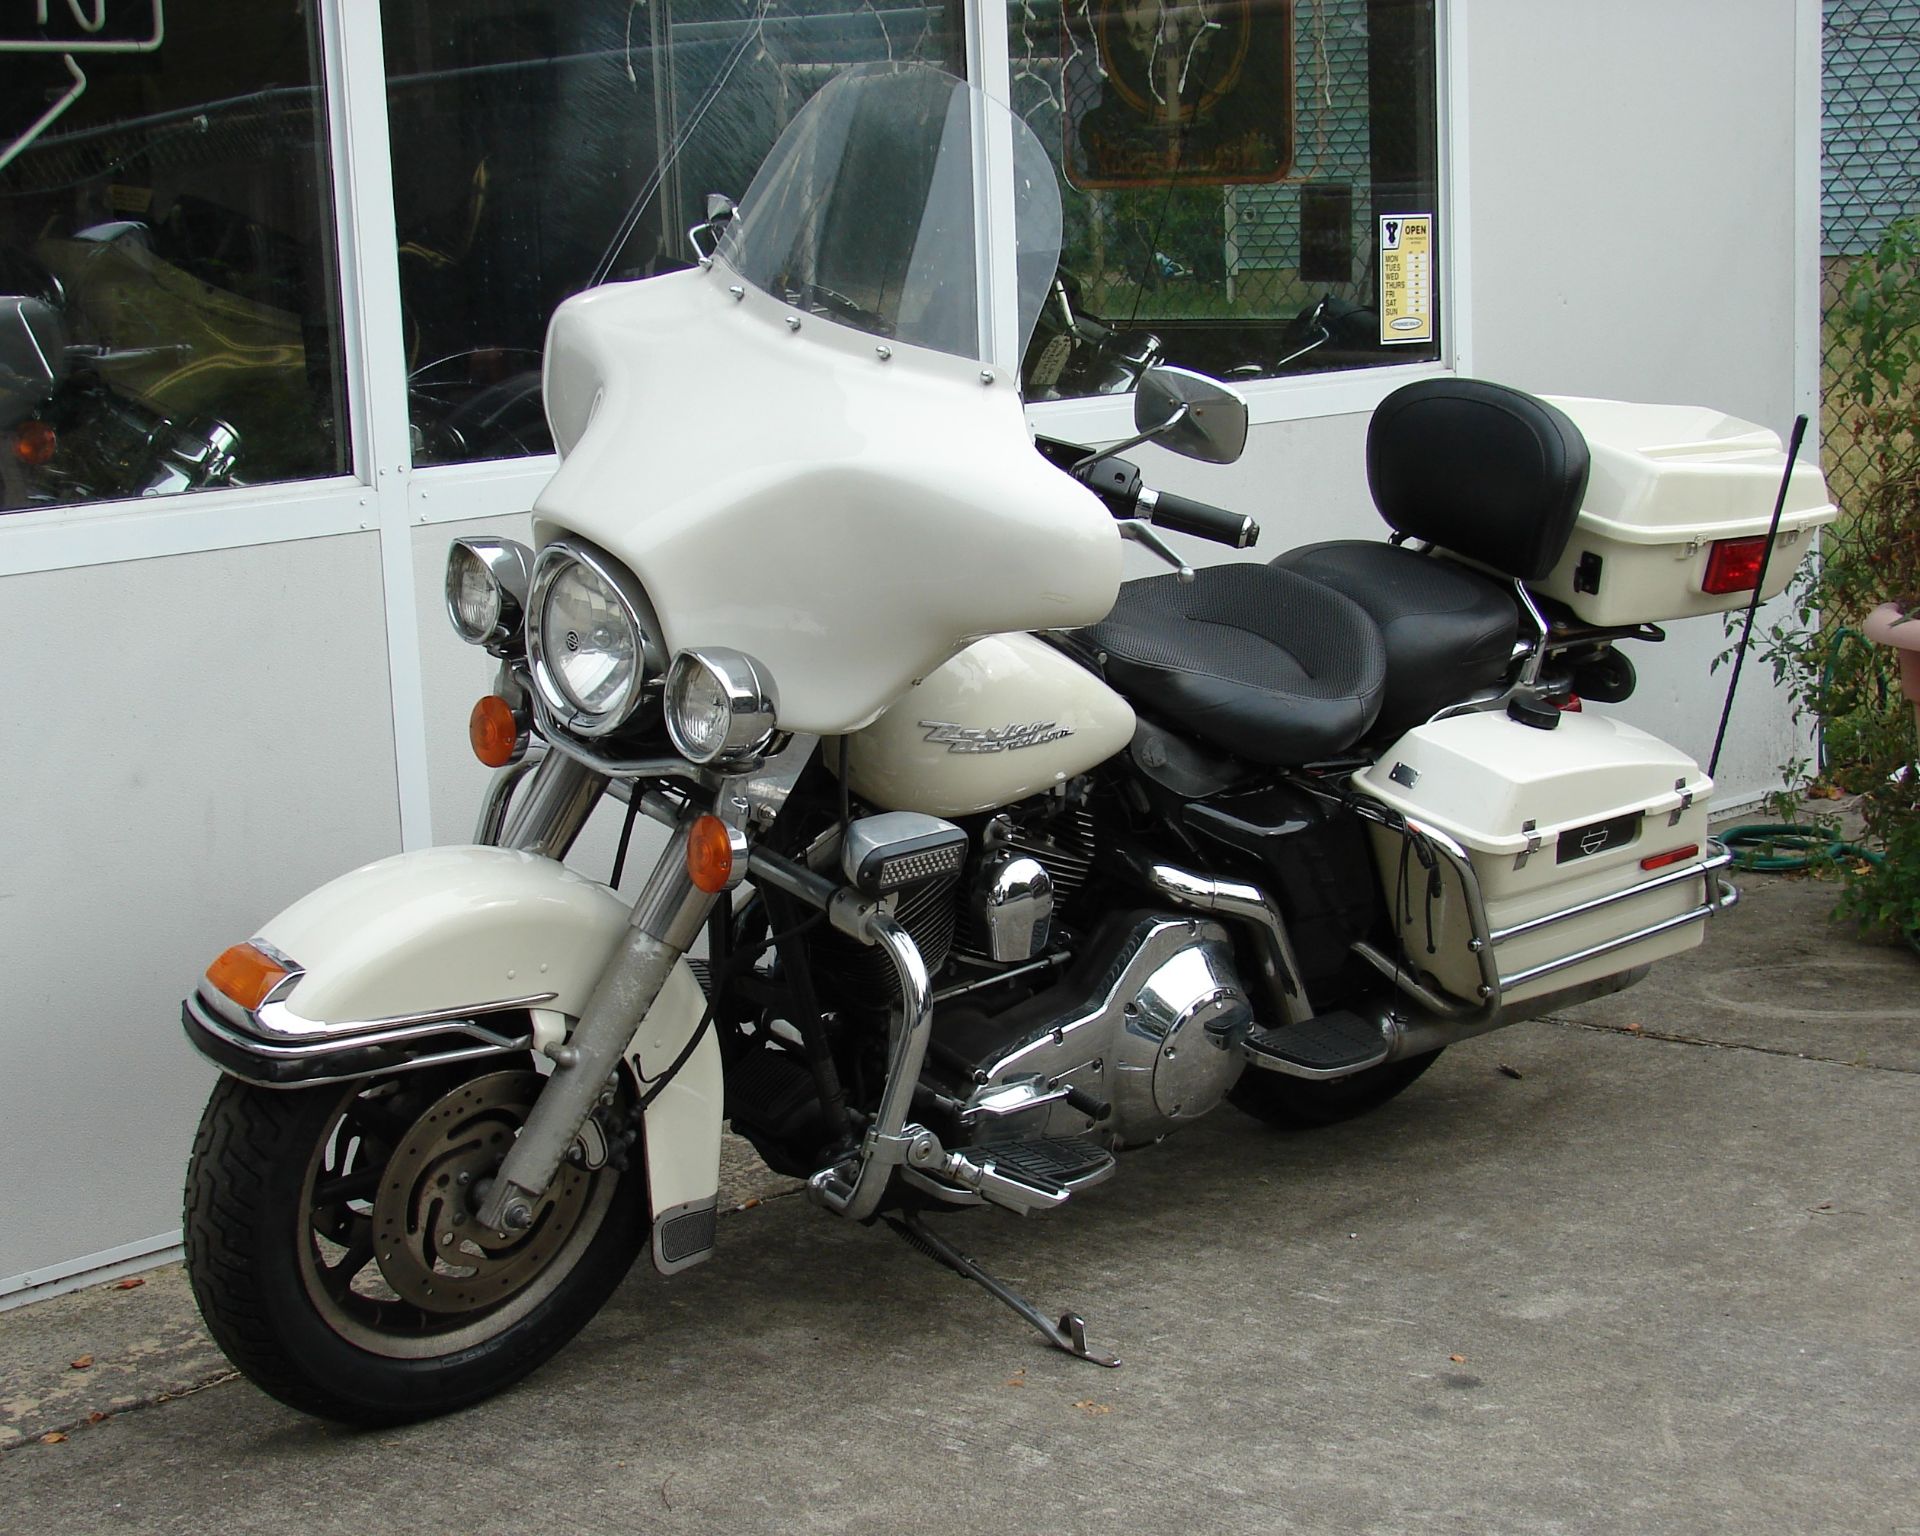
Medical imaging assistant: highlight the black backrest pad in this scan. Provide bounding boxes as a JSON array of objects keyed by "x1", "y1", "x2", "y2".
[{"x1": 1365, "y1": 378, "x2": 1591, "y2": 583}]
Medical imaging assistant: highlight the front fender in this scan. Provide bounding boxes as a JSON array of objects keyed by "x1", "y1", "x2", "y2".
[
  {"x1": 258, "y1": 846, "x2": 632, "y2": 1025},
  {"x1": 186, "y1": 846, "x2": 723, "y2": 1267}
]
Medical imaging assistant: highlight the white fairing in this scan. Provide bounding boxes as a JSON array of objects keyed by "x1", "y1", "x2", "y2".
[
  {"x1": 842, "y1": 631, "x2": 1135, "y2": 816},
  {"x1": 254, "y1": 847, "x2": 721, "y2": 1228},
  {"x1": 537, "y1": 269, "x2": 1122, "y2": 734}
]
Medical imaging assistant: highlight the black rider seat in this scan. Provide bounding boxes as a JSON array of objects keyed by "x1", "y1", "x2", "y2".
[
  {"x1": 1274, "y1": 542, "x2": 1520, "y2": 742},
  {"x1": 1271, "y1": 377, "x2": 1592, "y2": 742},
  {"x1": 1076, "y1": 562, "x2": 1387, "y2": 766}
]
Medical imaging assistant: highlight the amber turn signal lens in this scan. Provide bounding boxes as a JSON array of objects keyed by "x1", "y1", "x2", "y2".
[
  {"x1": 469, "y1": 695, "x2": 522, "y2": 768},
  {"x1": 12, "y1": 419, "x2": 55, "y2": 467},
  {"x1": 206, "y1": 942, "x2": 290, "y2": 1011},
  {"x1": 686, "y1": 814, "x2": 736, "y2": 894}
]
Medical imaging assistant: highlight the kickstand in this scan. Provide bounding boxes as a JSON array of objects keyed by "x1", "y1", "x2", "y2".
[{"x1": 886, "y1": 1210, "x2": 1120, "y2": 1368}]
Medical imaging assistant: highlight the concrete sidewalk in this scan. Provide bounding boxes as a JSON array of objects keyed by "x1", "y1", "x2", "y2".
[{"x1": 2, "y1": 869, "x2": 1916, "y2": 1534}]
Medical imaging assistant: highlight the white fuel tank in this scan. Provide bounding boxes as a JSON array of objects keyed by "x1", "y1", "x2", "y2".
[{"x1": 842, "y1": 633, "x2": 1135, "y2": 818}]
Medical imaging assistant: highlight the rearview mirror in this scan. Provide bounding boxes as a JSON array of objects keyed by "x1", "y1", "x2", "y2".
[{"x1": 1132, "y1": 365, "x2": 1249, "y2": 465}]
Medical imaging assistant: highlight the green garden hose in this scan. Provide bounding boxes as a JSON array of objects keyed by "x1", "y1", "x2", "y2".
[
  {"x1": 1720, "y1": 822, "x2": 1882, "y2": 873},
  {"x1": 1721, "y1": 823, "x2": 1918, "y2": 956}
]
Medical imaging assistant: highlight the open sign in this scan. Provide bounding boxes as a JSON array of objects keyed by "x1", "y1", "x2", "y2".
[{"x1": 2, "y1": 1, "x2": 165, "y2": 53}]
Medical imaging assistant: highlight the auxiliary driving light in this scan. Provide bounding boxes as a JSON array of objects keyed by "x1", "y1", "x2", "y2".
[
  {"x1": 663, "y1": 648, "x2": 780, "y2": 765},
  {"x1": 446, "y1": 538, "x2": 533, "y2": 651}
]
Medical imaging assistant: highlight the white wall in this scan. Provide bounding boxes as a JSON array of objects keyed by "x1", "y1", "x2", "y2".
[
  {"x1": 0, "y1": 534, "x2": 402, "y2": 1296},
  {"x1": 1461, "y1": 0, "x2": 1809, "y2": 797}
]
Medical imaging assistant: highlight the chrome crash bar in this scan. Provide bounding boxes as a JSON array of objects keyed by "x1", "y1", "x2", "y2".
[
  {"x1": 1350, "y1": 806, "x2": 1738, "y2": 1023},
  {"x1": 181, "y1": 988, "x2": 543, "y2": 1089}
]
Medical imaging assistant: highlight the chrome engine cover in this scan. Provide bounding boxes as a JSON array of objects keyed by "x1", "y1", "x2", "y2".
[{"x1": 976, "y1": 914, "x2": 1253, "y2": 1147}]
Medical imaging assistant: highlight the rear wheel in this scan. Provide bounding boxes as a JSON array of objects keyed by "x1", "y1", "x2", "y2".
[
  {"x1": 184, "y1": 1061, "x2": 649, "y2": 1426},
  {"x1": 1228, "y1": 1049, "x2": 1444, "y2": 1130}
]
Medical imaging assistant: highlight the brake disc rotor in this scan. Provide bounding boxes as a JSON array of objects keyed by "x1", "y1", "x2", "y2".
[{"x1": 371, "y1": 1070, "x2": 595, "y2": 1313}]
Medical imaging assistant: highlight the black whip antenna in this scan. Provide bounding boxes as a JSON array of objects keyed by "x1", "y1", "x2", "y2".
[{"x1": 1707, "y1": 413, "x2": 1810, "y2": 780}]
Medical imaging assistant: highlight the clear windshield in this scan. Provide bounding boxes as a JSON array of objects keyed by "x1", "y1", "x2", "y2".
[{"x1": 718, "y1": 64, "x2": 1063, "y2": 363}]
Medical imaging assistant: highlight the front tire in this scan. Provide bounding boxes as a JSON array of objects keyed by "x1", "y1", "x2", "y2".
[{"x1": 184, "y1": 1062, "x2": 649, "y2": 1426}]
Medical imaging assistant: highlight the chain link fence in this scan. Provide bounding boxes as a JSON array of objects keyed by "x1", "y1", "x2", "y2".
[{"x1": 1822, "y1": 0, "x2": 1920, "y2": 514}]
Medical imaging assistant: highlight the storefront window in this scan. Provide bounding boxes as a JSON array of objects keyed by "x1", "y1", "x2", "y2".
[
  {"x1": 383, "y1": 0, "x2": 965, "y2": 466},
  {"x1": 0, "y1": 3, "x2": 347, "y2": 512},
  {"x1": 1012, "y1": 0, "x2": 1441, "y2": 398}
]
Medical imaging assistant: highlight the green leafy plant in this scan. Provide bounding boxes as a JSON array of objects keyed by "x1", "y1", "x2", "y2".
[{"x1": 1746, "y1": 214, "x2": 1920, "y2": 947}]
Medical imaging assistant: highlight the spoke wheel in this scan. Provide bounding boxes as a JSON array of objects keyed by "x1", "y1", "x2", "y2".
[
  {"x1": 186, "y1": 1059, "x2": 649, "y2": 1424},
  {"x1": 297, "y1": 1070, "x2": 611, "y2": 1355}
]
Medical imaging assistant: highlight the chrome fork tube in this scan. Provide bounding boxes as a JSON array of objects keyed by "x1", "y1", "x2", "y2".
[
  {"x1": 474, "y1": 810, "x2": 717, "y2": 1233},
  {"x1": 474, "y1": 747, "x2": 549, "y2": 845},
  {"x1": 497, "y1": 749, "x2": 609, "y2": 858}
]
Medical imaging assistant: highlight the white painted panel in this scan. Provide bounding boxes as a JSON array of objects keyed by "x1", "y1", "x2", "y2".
[
  {"x1": 1457, "y1": 0, "x2": 1803, "y2": 801},
  {"x1": 0, "y1": 534, "x2": 402, "y2": 1291},
  {"x1": 1463, "y1": 0, "x2": 1797, "y2": 427}
]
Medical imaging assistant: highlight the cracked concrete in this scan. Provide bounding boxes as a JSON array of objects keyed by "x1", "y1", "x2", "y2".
[{"x1": 1, "y1": 866, "x2": 1914, "y2": 1535}]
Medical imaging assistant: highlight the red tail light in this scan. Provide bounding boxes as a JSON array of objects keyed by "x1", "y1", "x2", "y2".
[
  {"x1": 1555, "y1": 693, "x2": 1584, "y2": 712},
  {"x1": 1641, "y1": 844, "x2": 1700, "y2": 871},
  {"x1": 1702, "y1": 536, "x2": 1770, "y2": 595}
]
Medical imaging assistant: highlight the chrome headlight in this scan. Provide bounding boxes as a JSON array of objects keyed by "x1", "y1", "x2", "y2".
[
  {"x1": 663, "y1": 648, "x2": 780, "y2": 765},
  {"x1": 445, "y1": 538, "x2": 532, "y2": 651},
  {"x1": 526, "y1": 537, "x2": 663, "y2": 737}
]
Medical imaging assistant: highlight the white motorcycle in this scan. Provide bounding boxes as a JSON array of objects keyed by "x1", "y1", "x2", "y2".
[{"x1": 178, "y1": 65, "x2": 1834, "y2": 1425}]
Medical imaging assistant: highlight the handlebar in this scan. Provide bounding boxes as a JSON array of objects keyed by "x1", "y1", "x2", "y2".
[
  {"x1": 1050, "y1": 443, "x2": 1261, "y2": 555},
  {"x1": 1138, "y1": 488, "x2": 1259, "y2": 550}
]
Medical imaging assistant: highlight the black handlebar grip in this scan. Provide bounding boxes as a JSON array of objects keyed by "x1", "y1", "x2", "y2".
[{"x1": 1142, "y1": 488, "x2": 1260, "y2": 549}]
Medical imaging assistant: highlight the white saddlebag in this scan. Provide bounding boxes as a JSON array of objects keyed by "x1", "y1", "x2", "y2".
[{"x1": 1351, "y1": 711, "x2": 1727, "y2": 1008}]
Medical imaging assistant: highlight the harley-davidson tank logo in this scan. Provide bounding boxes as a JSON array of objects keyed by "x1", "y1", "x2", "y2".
[{"x1": 919, "y1": 719, "x2": 1075, "y2": 754}]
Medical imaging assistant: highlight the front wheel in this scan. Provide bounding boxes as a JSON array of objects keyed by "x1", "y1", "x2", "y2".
[
  {"x1": 1228, "y1": 1049, "x2": 1444, "y2": 1131},
  {"x1": 184, "y1": 1061, "x2": 649, "y2": 1426}
]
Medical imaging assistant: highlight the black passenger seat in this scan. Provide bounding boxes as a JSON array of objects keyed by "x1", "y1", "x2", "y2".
[{"x1": 1271, "y1": 378, "x2": 1590, "y2": 742}]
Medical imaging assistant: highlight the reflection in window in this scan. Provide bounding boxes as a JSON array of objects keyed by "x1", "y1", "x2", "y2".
[
  {"x1": 1014, "y1": 0, "x2": 1441, "y2": 399},
  {"x1": 383, "y1": 0, "x2": 965, "y2": 467},
  {"x1": 0, "y1": 2, "x2": 346, "y2": 512}
]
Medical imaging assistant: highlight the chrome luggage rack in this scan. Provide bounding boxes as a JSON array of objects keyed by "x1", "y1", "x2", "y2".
[{"x1": 1347, "y1": 802, "x2": 1737, "y2": 1025}]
